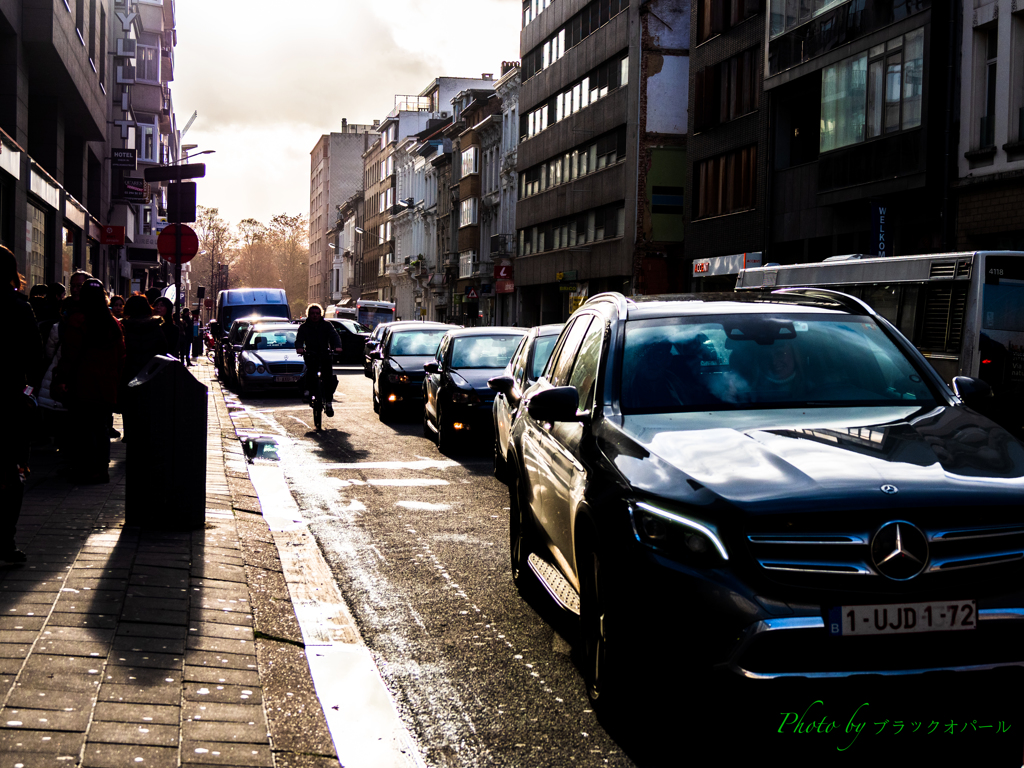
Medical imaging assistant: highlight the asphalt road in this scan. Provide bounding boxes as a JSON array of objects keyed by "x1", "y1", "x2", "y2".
[{"x1": 227, "y1": 365, "x2": 1024, "y2": 768}]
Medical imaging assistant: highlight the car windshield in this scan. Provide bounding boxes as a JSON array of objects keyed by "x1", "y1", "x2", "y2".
[
  {"x1": 389, "y1": 329, "x2": 449, "y2": 356},
  {"x1": 620, "y1": 313, "x2": 937, "y2": 413},
  {"x1": 247, "y1": 330, "x2": 297, "y2": 350},
  {"x1": 451, "y1": 335, "x2": 524, "y2": 369},
  {"x1": 341, "y1": 320, "x2": 371, "y2": 333},
  {"x1": 531, "y1": 335, "x2": 559, "y2": 380}
]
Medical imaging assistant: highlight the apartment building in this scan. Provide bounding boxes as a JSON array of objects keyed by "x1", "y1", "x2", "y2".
[
  {"x1": 359, "y1": 76, "x2": 495, "y2": 306},
  {"x1": 113, "y1": 0, "x2": 184, "y2": 298},
  {"x1": 1, "y1": 0, "x2": 112, "y2": 289},
  {"x1": 494, "y1": 62, "x2": 521, "y2": 325},
  {"x1": 955, "y1": 0, "x2": 1024, "y2": 251},
  {"x1": 763, "y1": 1, "x2": 954, "y2": 262},
  {"x1": 685, "y1": 0, "x2": 768, "y2": 290},
  {"x1": 309, "y1": 120, "x2": 378, "y2": 306},
  {"x1": 515, "y1": 0, "x2": 689, "y2": 323}
]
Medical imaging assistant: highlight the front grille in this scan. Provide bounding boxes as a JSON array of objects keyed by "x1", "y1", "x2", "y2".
[
  {"x1": 268, "y1": 363, "x2": 304, "y2": 374},
  {"x1": 745, "y1": 512, "x2": 1024, "y2": 593}
]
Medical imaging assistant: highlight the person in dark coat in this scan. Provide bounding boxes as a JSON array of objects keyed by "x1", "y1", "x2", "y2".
[
  {"x1": 152, "y1": 296, "x2": 180, "y2": 359},
  {"x1": 119, "y1": 295, "x2": 169, "y2": 443},
  {"x1": 1, "y1": 246, "x2": 43, "y2": 562},
  {"x1": 179, "y1": 308, "x2": 195, "y2": 366},
  {"x1": 52, "y1": 279, "x2": 125, "y2": 484}
]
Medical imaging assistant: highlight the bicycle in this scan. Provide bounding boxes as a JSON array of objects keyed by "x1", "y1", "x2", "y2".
[{"x1": 300, "y1": 351, "x2": 338, "y2": 432}]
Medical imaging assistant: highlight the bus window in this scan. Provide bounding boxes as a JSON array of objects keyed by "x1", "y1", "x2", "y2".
[
  {"x1": 896, "y1": 285, "x2": 920, "y2": 341},
  {"x1": 861, "y1": 285, "x2": 899, "y2": 325}
]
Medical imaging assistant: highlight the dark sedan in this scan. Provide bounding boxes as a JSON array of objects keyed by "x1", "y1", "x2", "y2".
[
  {"x1": 423, "y1": 327, "x2": 526, "y2": 452},
  {"x1": 506, "y1": 290, "x2": 1024, "y2": 706},
  {"x1": 363, "y1": 322, "x2": 392, "y2": 378},
  {"x1": 371, "y1": 322, "x2": 459, "y2": 422},
  {"x1": 327, "y1": 318, "x2": 371, "y2": 364}
]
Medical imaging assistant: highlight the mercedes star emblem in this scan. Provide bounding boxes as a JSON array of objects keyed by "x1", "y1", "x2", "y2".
[
  {"x1": 871, "y1": 521, "x2": 929, "y2": 581},
  {"x1": 881, "y1": 484, "x2": 899, "y2": 495}
]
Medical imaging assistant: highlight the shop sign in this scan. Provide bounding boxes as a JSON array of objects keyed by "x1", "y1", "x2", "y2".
[
  {"x1": 100, "y1": 226, "x2": 126, "y2": 245},
  {"x1": 494, "y1": 263, "x2": 512, "y2": 279},
  {"x1": 123, "y1": 178, "x2": 151, "y2": 203},
  {"x1": 496, "y1": 279, "x2": 515, "y2": 294},
  {"x1": 112, "y1": 148, "x2": 137, "y2": 169}
]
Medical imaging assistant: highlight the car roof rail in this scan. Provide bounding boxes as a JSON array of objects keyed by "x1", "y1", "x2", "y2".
[
  {"x1": 770, "y1": 287, "x2": 878, "y2": 317},
  {"x1": 583, "y1": 292, "x2": 631, "y2": 320}
]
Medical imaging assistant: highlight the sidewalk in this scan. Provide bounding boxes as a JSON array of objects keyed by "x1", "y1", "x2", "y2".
[{"x1": 0, "y1": 359, "x2": 339, "y2": 767}]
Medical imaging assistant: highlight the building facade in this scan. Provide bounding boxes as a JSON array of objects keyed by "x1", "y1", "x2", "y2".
[
  {"x1": 763, "y1": 1, "x2": 954, "y2": 263},
  {"x1": 515, "y1": 0, "x2": 689, "y2": 323},
  {"x1": 308, "y1": 120, "x2": 378, "y2": 307},
  {"x1": 2, "y1": 0, "x2": 113, "y2": 290},
  {"x1": 954, "y1": 0, "x2": 1024, "y2": 251}
]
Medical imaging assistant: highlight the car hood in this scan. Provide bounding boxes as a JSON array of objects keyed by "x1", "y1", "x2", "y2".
[
  {"x1": 602, "y1": 405, "x2": 1024, "y2": 513},
  {"x1": 389, "y1": 355, "x2": 434, "y2": 373},
  {"x1": 451, "y1": 368, "x2": 506, "y2": 394},
  {"x1": 241, "y1": 349, "x2": 301, "y2": 364}
]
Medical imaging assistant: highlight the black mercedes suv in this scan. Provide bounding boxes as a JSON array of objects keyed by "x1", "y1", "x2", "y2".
[{"x1": 501, "y1": 290, "x2": 1024, "y2": 704}]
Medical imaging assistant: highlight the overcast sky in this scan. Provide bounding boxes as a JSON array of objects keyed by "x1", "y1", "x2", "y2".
[{"x1": 171, "y1": 0, "x2": 521, "y2": 231}]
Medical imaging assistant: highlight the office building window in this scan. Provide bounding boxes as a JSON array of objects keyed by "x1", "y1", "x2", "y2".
[
  {"x1": 521, "y1": 53, "x2": 629, "y2": 140},
  {"x1": 519, "y1": 126, "x2": 627, "y2": 200},
  {"x1": 982, "y1": 26, "x2": 998, "y2": 147},
  {"x1": 695, "y1": 146, "x2": 757, "y2": 219},
  {"x1": 821, "y1": 28, "x2": 923, "y2": 153},
  {"x1": 698, "y1": 0, "x2": 761, "y2": 44},
  {"x1": 518, "y1": 202, "x2": 625, "y2": 256},
  {"x1": 694, "y1": 47, "x2": 760, "y2": 132},
  {"x1": 522, "y1": 0, "x2": 628, "y2": 81}
]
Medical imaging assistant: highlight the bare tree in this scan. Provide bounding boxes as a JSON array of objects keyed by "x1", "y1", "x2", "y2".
[
  {"x1": 265, "y1": 213, "x2": 309, "y2": 317},
  {"x1": 231, "y1": 217, "x2": 278, "y2": 288},
  {"x1": 192, "y1": 207, "x2": 233, "y2": 315}
]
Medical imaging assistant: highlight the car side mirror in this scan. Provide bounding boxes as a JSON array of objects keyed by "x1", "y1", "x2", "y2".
[
  {"x1": 952, "y1": 376, "x2": 994, "y2": 409},
  {"x1": 487, "y1": 375, "x2": 515, "y2": 398},
  {"x1": 369, "y1": 349, "x2": 382, "y2": 360},
  {"x1": 424, "y1": 361, "x2": 440, "y2": 374},
  {"x1": 527, "y1": 386, "x2": 580, "y2": 423}
]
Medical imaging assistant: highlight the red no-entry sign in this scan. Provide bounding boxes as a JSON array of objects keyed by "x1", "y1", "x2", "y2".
[{"x1": 157, "y1": 224, "x2": 200, "y2": 264}]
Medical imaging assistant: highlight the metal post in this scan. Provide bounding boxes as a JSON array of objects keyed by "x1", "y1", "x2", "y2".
[{"x1": 174, "y1": 160, "x2": 182, "y2": 321}]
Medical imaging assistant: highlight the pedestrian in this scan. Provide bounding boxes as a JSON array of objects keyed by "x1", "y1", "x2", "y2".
[
  {"x1": 1, "y1": 245, "x2": 42, "y2": 562},
  {"x1": 179, "y1": 307, "x2": 194, "y2": 366},
  {"x1": 51, "y1": 278, "x2": 125, "y2": 484},
  {"x1": 120, "y1": 294, "x2": 169, "y2": 443},
  {"x1": 152, "y1": 296, "x2": 180, "y2": 359},
  {"x1": 109, "y1": 294, "x2": 125, "y2": 320}
]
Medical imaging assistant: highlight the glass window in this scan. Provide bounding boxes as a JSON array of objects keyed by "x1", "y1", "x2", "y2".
[
  {"x1": 568, "y1": 318, "x2": 604, "y2": 409},
  {"x1": 549, "y1": 316, "x2": 593, "y2": 386},
  {"x1": 621, "y1": 314, "x2": 936, "y2": 414},
  {"x1": 820, "y1": 54, "x2": 867, "y2": 152},
  {"x1": 530, "y1": 334, "x2": 559, "y2": 380},
  {"x1": 450, "y1": 335, "x2": 524, "y2": 369},
  {"x1": 902, "y1": 28, "x2": 923, "y2": 129},
  {"x1": 389, "y1": 329, "x2": 449, "y2": 356}
]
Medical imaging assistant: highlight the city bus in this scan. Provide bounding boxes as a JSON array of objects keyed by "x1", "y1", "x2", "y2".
[
  {"x1": 355, "y1": 299, "x2": 396, "y2": 329},
  {"x1": 735, "y1": 251, "x2": 1024, "y2": 435}
]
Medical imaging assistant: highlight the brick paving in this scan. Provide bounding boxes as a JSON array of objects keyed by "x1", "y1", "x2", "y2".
[{"x1": 0, "y1": 360, "x2": 337, "y2": 767}]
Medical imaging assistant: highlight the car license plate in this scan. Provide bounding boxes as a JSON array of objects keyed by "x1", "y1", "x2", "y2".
[
  {"x1": 827, "y1": 599, "x2": 976, "y2": 637},
  {"x1": 274, "y1": 375, "x2": 299, "y2": 383}
]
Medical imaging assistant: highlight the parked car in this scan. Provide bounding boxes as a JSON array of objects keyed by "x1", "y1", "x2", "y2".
[
  {"x1": 235, "y1": 322, "x2": 303, "y2": 396},
  {"x1": 363, "y1": 322, "x2": 392, "y2": 378},
  {"x1": 211, "y1": 288, "x2": 290, "y2": 380},
  {"x1": 505, "y1": 290, "x2": 1024, "y2": 705},
  {"x1": 327, "y1": 318, "x2": 372, "y2": 364},
  {"x1": 423, "y1": 327, "x2": 526, "y2": 451},
  {"x1": 487, "y1": 323, "x2": 563, "y2": 482},
  {"x1": 370, "y1": 322, "x2": 458, "y2": 422},
  {"x1": 221, "y1": 316, "x2": 277, "y2": 388}
]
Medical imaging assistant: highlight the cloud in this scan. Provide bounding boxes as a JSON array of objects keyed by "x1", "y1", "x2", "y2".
[{"x1": 171, "y1": 0, "x2": 520, "y2": 226}]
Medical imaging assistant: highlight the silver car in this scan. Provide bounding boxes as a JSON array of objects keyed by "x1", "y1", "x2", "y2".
[
  {"x1": 235, "y1": 322, "x2": 304, "y2": 396},
  {"x1": 487, "y1": 323, "x2": 563, "y2": 482}
]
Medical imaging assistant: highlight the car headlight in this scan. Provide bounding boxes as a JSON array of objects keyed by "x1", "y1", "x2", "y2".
[
  {"x1": 629, "y1": 501, "x2": 729, "y2": 562},
  {"x1": 388, "y1": 374, "x2": 410, "y2": 384},
  {"x1": 452, "y1": 389, "x2": 480, "y2": 404},
  {"x1": 243, "y1": 361, "x2": 257, "y2": 375},
  {"x1": 256, "y1": 365, "x2": 265, "y2": 373}
]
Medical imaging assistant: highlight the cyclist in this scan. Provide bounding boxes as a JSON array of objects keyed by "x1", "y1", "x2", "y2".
[{"x1": 295, "y1": 303, "x2": 343, "y2": 417}]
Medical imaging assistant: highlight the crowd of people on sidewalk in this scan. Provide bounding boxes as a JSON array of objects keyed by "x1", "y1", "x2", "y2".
[{"x1": 2, "y1": 244, "x2": 201, "y2": 564}]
